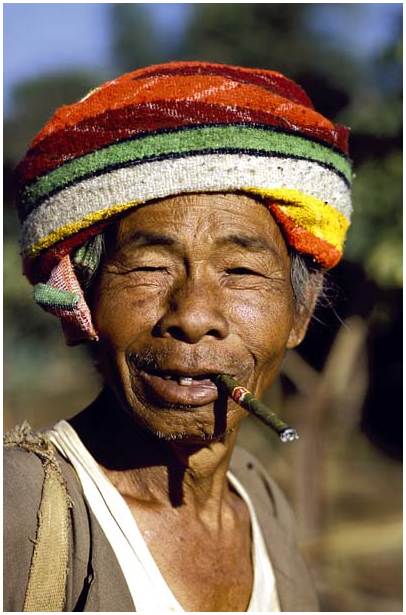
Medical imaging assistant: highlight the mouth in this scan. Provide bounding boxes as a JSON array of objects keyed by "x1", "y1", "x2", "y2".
[{"x1": 139, "y1": 368, "x2": 222, "y2": 406}]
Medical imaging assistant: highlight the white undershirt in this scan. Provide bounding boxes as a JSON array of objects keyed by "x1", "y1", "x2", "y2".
[{"x1": 48, "y1": 420, "x2": 280, "y2": 612}]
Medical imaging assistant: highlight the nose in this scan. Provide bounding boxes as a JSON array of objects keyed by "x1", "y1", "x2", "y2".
[{"x1": 157, "y1": 278, "x2": 229, "y2": 343}]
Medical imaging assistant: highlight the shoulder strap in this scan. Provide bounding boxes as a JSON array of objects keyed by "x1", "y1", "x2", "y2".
[{"x1": 4, "y1": 422, "x2": 71, "y2": 612}]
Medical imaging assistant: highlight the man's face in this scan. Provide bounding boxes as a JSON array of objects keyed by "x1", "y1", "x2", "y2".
[{"x1": 92, "y1": 193, "x2": 303, "y2": 442}]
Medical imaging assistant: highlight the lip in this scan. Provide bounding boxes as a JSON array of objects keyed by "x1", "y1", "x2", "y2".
[{"x1": 140, "y1": 370, "x2": 220, "y2": 406}]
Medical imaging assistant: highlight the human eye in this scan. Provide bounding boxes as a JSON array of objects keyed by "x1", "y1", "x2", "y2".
[
  {"x1": 131, "y1": 265, "x2": 168, "y2": 272},
  {"x1": 220, "y1": 263, "x2": 273, "y2": 291},
  {"x1": 111, "y1": 248, "x2": 172, "y2": 273},
  {"x1": 103, "y1": 255, "x2": 173, "y2": 281},
  {"x1": 226, "y1": 266, "x2": 264, "y2": 277}
]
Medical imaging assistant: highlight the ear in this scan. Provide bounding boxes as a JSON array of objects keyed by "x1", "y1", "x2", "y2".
[{"x1": 287, "y1": 272, "x2": 324, "y2": 349}]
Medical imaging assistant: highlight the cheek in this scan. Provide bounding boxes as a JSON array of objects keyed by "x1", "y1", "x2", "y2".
[
  {"x1": 91, "y1": 275, "x2": 165, "y2": 349},
  {"x1": 228, "y1": 288, "x2": 295, "y2": 361}
]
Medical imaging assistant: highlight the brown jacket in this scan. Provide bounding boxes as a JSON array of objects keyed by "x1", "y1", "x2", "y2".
[{"x1": 4, "y1": 442, "x2": 319, "y2": 611}]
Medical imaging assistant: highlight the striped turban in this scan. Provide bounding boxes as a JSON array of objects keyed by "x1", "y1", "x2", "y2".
[{"x1": 16, "y1": 61, "x2": 352, "y2": 344}]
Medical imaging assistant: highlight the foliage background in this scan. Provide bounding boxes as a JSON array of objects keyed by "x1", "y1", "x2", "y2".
[{"x1": 4, "y1": 4, "x2": 402, "y2": 612}]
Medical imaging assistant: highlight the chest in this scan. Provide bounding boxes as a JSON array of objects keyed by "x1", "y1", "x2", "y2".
[{"x1": 130, "y1": 505, "x2": 253, "y2": 612}]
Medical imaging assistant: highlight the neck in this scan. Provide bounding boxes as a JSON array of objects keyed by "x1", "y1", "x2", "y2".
[{"x1": 69, "y1": 388, "x2": 240, "y2": 513}]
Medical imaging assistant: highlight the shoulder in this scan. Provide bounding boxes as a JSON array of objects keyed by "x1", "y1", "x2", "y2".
[
  {"x1": 230, "y1": 445, "x2": 298, "y2": 538},
  {"x1": 4, "y1": 443, "x2": 45, "y2": 528},
  {"x1": 4, "y1": 444, "x2": 45, "y2": 611},
  {"x1": 230, "y1": 446, "x2": 320, "y2": 611},
  {"x1": 4, "y1": 425, "x2": 91, "y2": 611},
  {"x1": 4, "y1": 422, "x2": 92, "y2": 550},
  {"x1": 5, "y1": 441, "x2": 45, "y2": 491},
  {"x1": 4, "y1": 423, "x2": 84, "y2": 505}
]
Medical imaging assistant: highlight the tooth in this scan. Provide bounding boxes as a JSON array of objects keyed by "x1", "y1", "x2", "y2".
[
  {"x1": 179, "y1": 377, "x2": 193, "y2": 386},
  {"x1": 164, "y1": 375, "x2": 172, "y2": 380}
]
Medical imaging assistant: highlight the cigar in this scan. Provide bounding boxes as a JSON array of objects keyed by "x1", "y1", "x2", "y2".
[{"x1": 214, "y1": 374, "x2": 299, "y2": 443}]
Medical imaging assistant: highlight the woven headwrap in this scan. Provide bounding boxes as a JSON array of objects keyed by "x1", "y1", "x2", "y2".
[{"x1": 16, "y1": 61, "x2": 352, "y2": 344}]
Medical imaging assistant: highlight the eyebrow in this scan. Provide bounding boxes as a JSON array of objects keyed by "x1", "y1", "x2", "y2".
[
  {"x1": 118, "y1": 230, "x2": 178, "y2": 250},
  {"x1": 217, "y1": 234, "x2": 280, "y2": 257}
]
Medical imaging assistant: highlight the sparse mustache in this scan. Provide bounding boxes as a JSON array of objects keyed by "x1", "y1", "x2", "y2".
[{"x1": 127, "y1": 346, "x2": 249, "y2": 376}]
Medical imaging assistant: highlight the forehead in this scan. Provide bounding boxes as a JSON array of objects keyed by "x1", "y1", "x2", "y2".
[{"x1": 114, "y1": 193, "x2": 289, "y2": 255}]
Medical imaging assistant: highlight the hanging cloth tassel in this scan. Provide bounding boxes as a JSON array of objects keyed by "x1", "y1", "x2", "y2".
[{"x1": 33, "y1": 254, "x2": 98, "y2": 345}]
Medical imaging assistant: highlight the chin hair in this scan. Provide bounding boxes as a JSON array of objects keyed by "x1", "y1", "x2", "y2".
[{"x1": 151, "y1": 427, "x2": 235, "y2": 442}]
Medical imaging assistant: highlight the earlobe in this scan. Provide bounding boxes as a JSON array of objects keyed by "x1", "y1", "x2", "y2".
[{"x1": 286, "y1": 305, "x2": 313, "y2": 349}]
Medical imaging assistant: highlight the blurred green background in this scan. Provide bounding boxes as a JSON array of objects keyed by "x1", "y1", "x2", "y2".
[{"x1": 4, "y1": 4, "x2": 402, "y2": 612}]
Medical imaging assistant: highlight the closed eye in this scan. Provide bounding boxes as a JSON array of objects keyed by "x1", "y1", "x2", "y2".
[
  {"x1": 226, "y1": 267, "x2": 261, "y2": 276},
  {"x1": 134, "y1": 266, "x2": 168, "y2": 272}
]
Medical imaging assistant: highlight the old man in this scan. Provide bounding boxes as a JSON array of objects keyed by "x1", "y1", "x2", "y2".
[{"x1": 4, "y1": 61, "x2": 352, "y2": 612}]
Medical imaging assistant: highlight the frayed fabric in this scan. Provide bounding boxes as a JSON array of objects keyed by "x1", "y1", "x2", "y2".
[{"x1": 34, "y1": 254, "x2": 98, "y2": 344}]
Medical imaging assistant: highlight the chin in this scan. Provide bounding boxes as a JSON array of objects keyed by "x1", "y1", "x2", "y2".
[{"x1": 126, "y1": 401, "x2": 238, "y2": 445}]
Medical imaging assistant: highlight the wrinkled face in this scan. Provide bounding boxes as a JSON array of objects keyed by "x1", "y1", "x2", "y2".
[{"x1": 92, "y1": 193, "x2": 307, "y2": 442}]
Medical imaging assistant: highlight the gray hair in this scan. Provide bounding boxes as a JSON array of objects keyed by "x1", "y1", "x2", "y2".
[{"x1": 290, "y1": 251, "x2": 324, "y2": 314}]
